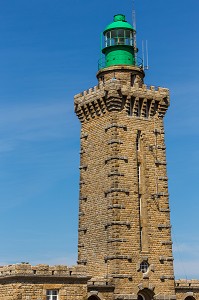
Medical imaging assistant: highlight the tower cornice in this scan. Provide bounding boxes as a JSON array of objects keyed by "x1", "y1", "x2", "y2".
[{"x1": 74, "y1": 80, "x2": 169, "y2": 123}]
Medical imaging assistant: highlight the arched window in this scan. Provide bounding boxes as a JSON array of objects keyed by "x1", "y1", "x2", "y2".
[
  {"x1": 88, "y1": 296, "x2": 100, "y2": 300},
  {"x1": 138, "y1": 288, "x2": 154, "y2": 300},
  {"x1": 185, "y1": 297, "x2": 196, "y2": 300},
  {"x1": 138, "y1": 295, "x2": 145, "y2": 300}
]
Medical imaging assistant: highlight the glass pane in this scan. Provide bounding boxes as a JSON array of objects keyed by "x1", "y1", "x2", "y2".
[
  {"x1": 118, "y1": 29, "x2": 124, "y2": 37},
  {"x1": 105, "y1": 36, "x2": 107, "y2": 47},
  {"x1": 130, "y1": 38, "x2": 134, "y2": 46},
  {"x1": 125, "y1": 38, "x2": 130, "y2": 45},
  {"x1": 117, "y1": 37, "x2": 125, "y2": 45},
  {"x1": 53, "y1": 296, "x2": 57, "y2": 300},
  {"x1": 125, "y1": 30, "x2": 130, "y2": 38},
  {"x1": 111, "y1": 38, "x2": 115, "y2": 46},
  {"x1": 46, "y1": 291, "x2": 51, "y2": 295},
  {"x1": 47, "y1": 296, "x2": 50, "y2": 300},
  {"x1": 140, "y1": 261, "x2": 149, "y2": 273},
  {"x1": 111, "y1": 30, "x2": 117, "y2": 38},
  {"x1": 52, "y1": 291, "x2": 57, "y2": 295},
  {"x1": 107, "y1": 38, "x2": 111, "y2": 46}
]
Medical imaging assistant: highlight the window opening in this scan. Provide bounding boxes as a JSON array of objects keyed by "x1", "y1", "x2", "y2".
[
  {"x1": 136, "y1": 130, "x2": 141, "y2": 151},
  {"x1": 105, "y1": 30, "x2": 134, "y2": 47},
  {"x1": 106, "y1": 31, "x2": 111, "y2": 46},
  {"x1": 139, "y1": 194, "x2": 142, "y2": 251},
  {"x1": 139, "y1": 194, "x2": 142, "y2": 216},
  {"x1": 138, "y1": 295, "x2": 145, "y2": 300},
  {"x1": 140, "y1": 227, "x2": 143, "y2": 251},
  {"x1": 137, "y1": 163, "x2": 141, "y2": 185},
  {"x1": 140, "y1": 261, "x2": 149, "y2": 273},
  {"x1": 46, "y1": 290, "x2": 59, "y2": 300},
  {"x1": 138, "y1": 289, "x2": 154, "y2": 300}
]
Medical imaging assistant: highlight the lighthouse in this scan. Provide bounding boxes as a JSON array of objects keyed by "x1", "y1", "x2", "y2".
[{"x1": 75, "y1": 13, "x2": 176, "y2": 300}]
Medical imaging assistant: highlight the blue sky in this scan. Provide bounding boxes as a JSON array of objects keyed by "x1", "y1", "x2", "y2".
[{"x1": 0, "y1": 0, "x2": 199, "y2": 279}]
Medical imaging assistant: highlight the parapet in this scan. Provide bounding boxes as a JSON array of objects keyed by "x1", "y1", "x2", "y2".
[
  {"x1": 175, "y1": 279, "x2": 199, "y2": 288},
  {"x1": 74, "y1": 80, "x2": 170, "y2": 123},
  {"x1": 74, "y1": 80, "x2": 169, "y2": 104},
  {"x1": 0, "y1": 263, "x2": 88, "y2": 278}
]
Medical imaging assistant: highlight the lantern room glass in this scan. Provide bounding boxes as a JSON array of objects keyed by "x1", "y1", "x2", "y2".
[{"x1": 105, "y1": 29, "x2": 134, "y2": 47}]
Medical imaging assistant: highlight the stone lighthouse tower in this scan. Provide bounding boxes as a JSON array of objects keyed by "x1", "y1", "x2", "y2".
[{"x1": 74, "y1": 14, "x2": 176, "y2": 300}]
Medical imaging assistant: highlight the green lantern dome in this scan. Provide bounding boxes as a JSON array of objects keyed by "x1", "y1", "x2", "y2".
[
  {"x1": 104, "y1": 14, "x2": 134, "y2": 33},
  {"x1": 99, "y1": 14, "x2": 138, "y2": 69}
]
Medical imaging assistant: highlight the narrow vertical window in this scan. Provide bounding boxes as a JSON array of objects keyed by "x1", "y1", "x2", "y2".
[
  {"x1": 139, "y1": 193, "x2": 142, "y2": 251},
  {"x1": 139, "y1": 194, "x2": 142, "y2": 216},
  {"x1": 137, "y1": 163, "x2": 141, "y2": 185},
  {"x1": 140, "y1": 227, "x2": 143, "y2": 251},
  {"x1": 136, "y1": 130, "x2": 141, "y2": 151}
]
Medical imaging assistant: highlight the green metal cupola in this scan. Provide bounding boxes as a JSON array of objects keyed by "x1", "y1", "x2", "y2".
[{"x1": 99, "y1": 14, "x2": 138, "y2": 69}]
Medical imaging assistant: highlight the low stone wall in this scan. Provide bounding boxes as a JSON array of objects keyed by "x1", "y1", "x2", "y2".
[
  {"x1": 175, "y1": 280, "x2": 199, "y2": 300},
  {"x1": 0, "y1": 263, "x2": 90, "y2": 300},
  {"x1": 0, "y1": 263, "x2": 87, "y2": 277}
]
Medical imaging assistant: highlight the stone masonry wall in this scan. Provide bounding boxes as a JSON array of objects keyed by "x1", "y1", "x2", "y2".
[
  {"x1": 74, "y1": 66, "x2": 176, "y2": 299},
  {"x1": 175, "y1": 280, "x2": 199, "y2": 300},
  {"x1": 0, "y1": 264, "x2": 89, "y2": 300}
]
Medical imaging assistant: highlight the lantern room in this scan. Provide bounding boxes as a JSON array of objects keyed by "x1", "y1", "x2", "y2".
[{"x1": 99, "y1": 14, "x2": 138, "y2": 69}]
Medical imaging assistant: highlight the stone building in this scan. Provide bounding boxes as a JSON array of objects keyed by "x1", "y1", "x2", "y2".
[{"x1": 0, "y1": 13, "x2": 198, "y2": 300}]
